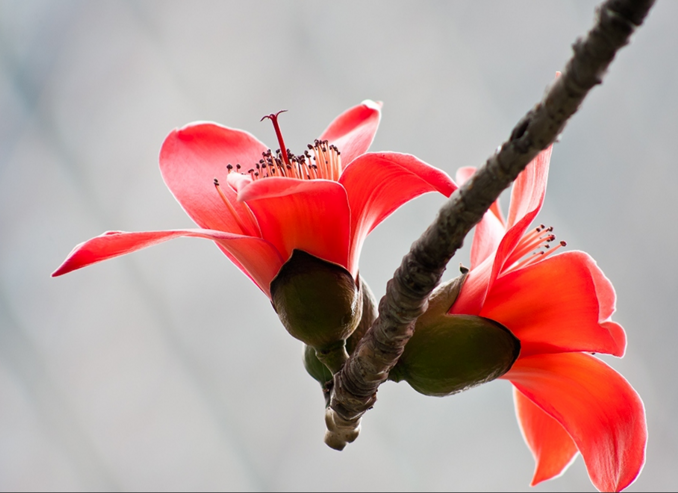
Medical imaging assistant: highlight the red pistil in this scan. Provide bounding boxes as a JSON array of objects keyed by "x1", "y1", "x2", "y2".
[{"x1": 261, "y1": 110, "x2": 291, "y2": 166}]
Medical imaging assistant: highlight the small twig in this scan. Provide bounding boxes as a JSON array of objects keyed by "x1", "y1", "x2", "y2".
[{"x1": 325, "y1": 0, "x2": 656, "y2": 450}]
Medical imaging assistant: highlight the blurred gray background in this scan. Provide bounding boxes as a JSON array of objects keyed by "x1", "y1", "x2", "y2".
[{"x1": 1, "y1": 0, "x2": 676, "y2": 491}]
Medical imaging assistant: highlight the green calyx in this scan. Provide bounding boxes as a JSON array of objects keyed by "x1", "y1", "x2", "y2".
[
  {"x1": 303, "y1": 344, "x2": 333, "y2": 387},
  {"x1": 390, "y1": 314, "x2": 520, "y2": 397},
  {"x1": 271, "y1": 250, "x2": 362, "y2": 372},
  {"x1": 388, "y1": 274, "x2": 520, "y2": 397}
]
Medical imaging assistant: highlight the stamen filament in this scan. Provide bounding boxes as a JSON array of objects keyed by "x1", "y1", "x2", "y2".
[
  {"x1": 213, "y1": 179, "x2": 259, "y2": 237},
  {"x1": 505, "y1": 232, "x2": 555, "y2": 267}
]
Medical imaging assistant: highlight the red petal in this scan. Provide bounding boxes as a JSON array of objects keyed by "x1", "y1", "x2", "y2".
[
  {"x1": 455, "y1": 166, "x2": 506, "y2": 269},
  {"x1": 452, "y1": 148, "x2": 553, "y2": 312},
  {"x1": 237, "y1": 178, "x2": 352, "y2": 273},
  {"x1": 452, "y1": 214, "x2": 537, "y2": 316},
  {"x1": 340, "y1": 152, "x2": 456, "y2": 272},
  {"x1": 449, "y1": 251, "x2": 493, "y2": 316},
  {"x1": 506, "y1": 146, "x2": 551, "y2": 229},
  {"x1": 504, "y1": 353, "x2": 647, "y2": 492},
  {"x1": 319, "y1": 100, "x2": 382, "y2": 167},
  {"x1": 159, "y1": 123, "x2": 265, "y2": 235},
  {"x1": 52, "y1": 229, "x2": 284, "y2": 296},
  {"x1": 481, "y1": 251, "x2": 626, "y2": 357},
  {"x1": 481, "y1": 147, "x2": 552, "y2": 287},
  {"x1": 470, "y1": 211, "x2": 505, "y2": 270},
  {"x1": 513, "y1": 387, "x2": 578, "y2": 486}
]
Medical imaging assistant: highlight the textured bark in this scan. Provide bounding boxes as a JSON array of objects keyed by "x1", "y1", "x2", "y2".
[{"x1": 325, "y1": 0, "x2": 656, "y2": 450}]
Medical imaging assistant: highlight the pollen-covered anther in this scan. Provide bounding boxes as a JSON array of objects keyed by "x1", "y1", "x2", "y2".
[{"x1": 504, "y1": 225, "x2": 567, "y2": 273}]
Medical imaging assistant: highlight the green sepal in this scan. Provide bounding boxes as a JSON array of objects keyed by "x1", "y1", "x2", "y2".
[
  {"x1": 303, "y1": 344, "x2": 333, "y2": 386},
  {"x1": 346, "y1": 276, "x2": 378, "y2": 356},
  {"x1": 416, "y1": 270, "x2": 468, "y2": 328},
  {"x1": 271, "y1": 250, "x2": 362, "y2": 352},
  {"x1": 390, "y1": 313, "x2": 520, "y2": 397}
]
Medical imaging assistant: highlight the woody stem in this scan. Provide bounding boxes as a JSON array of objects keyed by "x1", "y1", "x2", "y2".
[{"x1": 324, "y1": 0, "x2": 656, "y2": 451}]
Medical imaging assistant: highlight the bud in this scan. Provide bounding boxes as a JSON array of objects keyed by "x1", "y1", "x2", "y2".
[
  {"x1": 271, "y1": 250, "x2": 362, "y2": 371},
  {"x1": 303, "y1": 344, "x2": 333, "y2": 387},
  {"x1": 389, "y1": 275, "x2": 520, "y2": 397}
]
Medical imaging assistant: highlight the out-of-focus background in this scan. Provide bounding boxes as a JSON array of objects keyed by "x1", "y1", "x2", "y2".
[{"x1": 1, "y1": 1, "x2": 676, "y2": 491}]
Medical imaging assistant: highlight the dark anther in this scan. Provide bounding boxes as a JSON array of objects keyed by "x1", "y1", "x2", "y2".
[{"x1": 213, "y1": 178, "x2": 219, "y2": 186}]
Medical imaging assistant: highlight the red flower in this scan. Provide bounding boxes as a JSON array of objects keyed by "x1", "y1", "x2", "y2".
[
  {"x1": 450, "y1": 148, "x2": 646, "y2": 492},
  {"x1": 53, "y1": 101, "x2": 456, "y2": 298}
]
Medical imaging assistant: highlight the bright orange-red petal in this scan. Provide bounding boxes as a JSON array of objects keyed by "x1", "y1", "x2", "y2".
[
  {"x1": 319, "y1": 100, "x2": 382, "y2": 167},
  {"x1": 237, "y1": 177, "x2": 351, "y2": 272},
  {"x1": 506, "y1": 146, "x2": 551, "y2": 229},
  {"x1": 339, "y1": 152, "x2": 456, "y2": 272},
  {"x1": 484, "y1": 148, "x2": 551, "y2": 285},
  {"x1": 159, "y1": 123, "x2": 265, "y2": 235},
  {"x1": 456, "y1": 167, "x2": 506, "y2": 270},
  {"x1": 470, "y1": 211, "x2": 505, "y2": 271},
  {"x1": 449, "y1": 253, "x2": 493, "y2": 316},
  {"x1": 513, "y1": 387, "x2": 579, "y2": 486},
  {"x1": 481, "y1": 251, "x2": 626, "y2": 357},
  {"x1": 51, "y1": 229, "x2": 284, "y2": 295},
  {"x1": 451, "y1": 209, "x2": 543, "y2": 316},
  {"x1": 504, "y1": 353, "x2": 646, "y2": 492}
]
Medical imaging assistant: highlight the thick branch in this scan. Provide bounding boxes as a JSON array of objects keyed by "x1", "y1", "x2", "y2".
[{"x1": 325, "y1": 0, "x2": 655, "y2": 450}]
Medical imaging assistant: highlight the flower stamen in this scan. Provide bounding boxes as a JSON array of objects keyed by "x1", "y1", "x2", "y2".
[
  {"x1": 227, "y1": 114, "x2": 342, "y2": 183},
  {"x1": 213, "y1": 178, "x2": 259, "y2": 236},
  {"x1": 503, "y1": 225, "x2": 567, "y2": 275}
]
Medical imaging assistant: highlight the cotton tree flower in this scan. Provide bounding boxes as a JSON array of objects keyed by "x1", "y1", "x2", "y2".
[
  {"x1": 53, "y1": 101, "x2": 456, "y2": 364},
  {"x1": 391, "y1": 148, "x2": 646, "y2": 492}
]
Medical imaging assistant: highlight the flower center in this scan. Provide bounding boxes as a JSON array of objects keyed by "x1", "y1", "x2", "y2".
[
  {"x1": 503, "y1": 224, "x2": 567, "y2": 274},
  {"x1": 225, "y1": 110, "x2": 342, "y2": 182}
]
